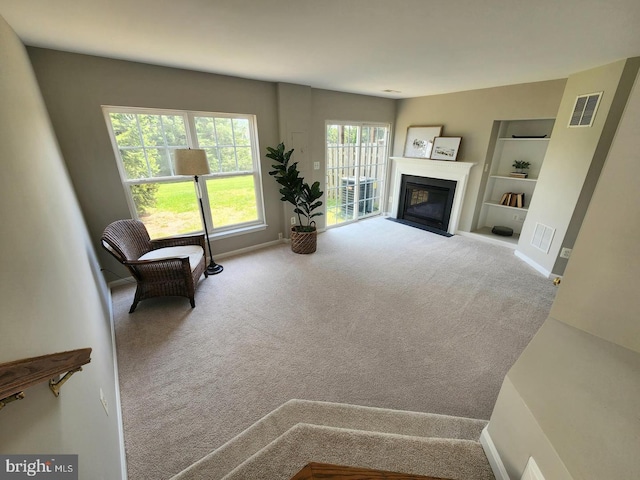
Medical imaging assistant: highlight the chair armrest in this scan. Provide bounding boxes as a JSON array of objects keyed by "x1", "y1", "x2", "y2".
[{"x1": 150, "y1": 234, "x2": 206, "y2": 250}]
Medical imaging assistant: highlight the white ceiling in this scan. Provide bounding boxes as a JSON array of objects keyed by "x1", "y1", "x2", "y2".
[{"x1": 2, "y1": 0, "x2": 640, "y2": 98}]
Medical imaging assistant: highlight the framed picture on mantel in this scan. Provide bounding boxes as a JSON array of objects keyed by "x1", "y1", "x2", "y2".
[
  {"x1": 430, "y1": 136, "x2": 462, "y2": 161},
  {"x1": 403, "y1": 125, "x2": 443, "y2": 159}
]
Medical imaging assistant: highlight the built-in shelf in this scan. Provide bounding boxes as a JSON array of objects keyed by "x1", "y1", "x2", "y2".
[
  {"x1": 474, "y1": 118, "x2": 555, "y2": 240},
  {"x1": 0, "y1": 348, "x2": 91, "y2": 410},
  {"x1": 464, "y1": 227, "x2": 520, "y2": 248},
  {"x1": 497, "y1": 137, "x2": 550, "y2": 142},
  {"x1": 484, "y1": 201, "x2": 529, "y2": 212},
  {"x1": 490, "y1": 175, "x2": 538, "y2": 182}
]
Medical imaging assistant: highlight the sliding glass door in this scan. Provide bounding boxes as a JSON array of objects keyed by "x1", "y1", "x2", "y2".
[{"x1": 325, "y1": 123, "x2": 390, "y2": 227}]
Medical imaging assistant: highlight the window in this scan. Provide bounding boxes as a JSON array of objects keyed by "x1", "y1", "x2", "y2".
[
  {"x1": 104, "y1": 107, "x2": 265, "y2": 239},
  {"x1": 325, "y1": 123, "x2": 390, "y2": 227}
]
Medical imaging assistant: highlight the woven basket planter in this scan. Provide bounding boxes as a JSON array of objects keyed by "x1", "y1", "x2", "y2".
[{"x1": 290, "y1": 227, "x2": 317, "y2": 254}]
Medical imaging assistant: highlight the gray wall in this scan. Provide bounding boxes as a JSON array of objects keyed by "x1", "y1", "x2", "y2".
[
  {"x1": 517, "y1": 59, "x2": 639, "y2": 275},
  {"x1": 548, "y1": 74, "x2": 640, "y2": 354},
  {"x1": 488, "y1": 68, "x2": 640, "y2": 480},
  {"x1": 394, "y1": 80, "x2": 566, "y2": 232},
  {"x1": 0, "y1": 17, "x2": 124, "y2": 479},
  {"x1": 275, "y1": 83, "x2": 314, "y2": 235},
  {"x1": 551, "y1": 57, "x2": 640, "y2": 275},
  {"x1": 27, "y1": 49, "x2": 396, "y2": 272},
  {"x1": 275, "y1": 83, "x2": 396, "y2": 232},
  {"x1": 309, "y1": 88, "x2": 397, "y2": 229},
  {"x1": 27, "y1": 48, "x2": 281, "y2": 276}
]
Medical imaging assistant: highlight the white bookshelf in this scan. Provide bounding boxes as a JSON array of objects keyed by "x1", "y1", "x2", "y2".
[{"x1": 474, "y1": 119, "x2": 555, "y2": 242}]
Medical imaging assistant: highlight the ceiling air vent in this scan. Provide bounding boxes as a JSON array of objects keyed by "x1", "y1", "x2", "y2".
[{"x1": 569, "y1": 92, "x2": 602, "y2": 127}]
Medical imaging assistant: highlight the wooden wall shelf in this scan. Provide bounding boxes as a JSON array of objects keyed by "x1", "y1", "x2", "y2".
[{"x1": 0, "y1": 348, "x2": 91, "y2": 410}]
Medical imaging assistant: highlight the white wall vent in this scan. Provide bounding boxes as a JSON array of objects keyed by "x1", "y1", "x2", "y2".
[
  {"x1": 531, "y1": 223, "x2": 555, "y2": 253},
  {"x1": 569, "y1": 92, "x2": 602, "y2": 127}
]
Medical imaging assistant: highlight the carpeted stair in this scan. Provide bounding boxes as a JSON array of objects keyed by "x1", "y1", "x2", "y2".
[{"x1": 170, "y1": 399, "x2": 494, "y2": 480}]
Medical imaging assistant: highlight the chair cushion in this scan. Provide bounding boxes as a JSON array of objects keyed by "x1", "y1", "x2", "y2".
[{"x1": 138, "y1": 245, "x2": 204, "y2": 272}]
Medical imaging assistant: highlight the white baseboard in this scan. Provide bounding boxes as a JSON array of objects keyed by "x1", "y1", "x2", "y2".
[
  {"x1": 107, "y1": 288, "x2": 129, "y2": 480},
  {"x1": 215, "y1": 238, "x2": 283, "y2": 260},
  {"x1": 480, "y1": 426, "x2": 510, "y2": 480},
  {"x1": 514, "y1": 250, "x2": 551, "y2": 278},
  {"x1": 107, "y1": 277, "x2": 135, "y2": 288}
]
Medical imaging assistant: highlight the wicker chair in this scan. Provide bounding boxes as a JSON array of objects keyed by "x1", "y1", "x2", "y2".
[{"x1": 101, "y1": 219, "x2": 208, "y2": 313}]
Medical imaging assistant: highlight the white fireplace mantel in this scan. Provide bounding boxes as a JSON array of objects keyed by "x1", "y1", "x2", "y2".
[{"x1": 388, "y1": 157, "x2": 476, "y2": 234}]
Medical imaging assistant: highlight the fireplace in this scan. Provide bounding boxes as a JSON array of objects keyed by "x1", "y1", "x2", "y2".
[
  {"x1": 389, "y1": 157, "x2": 475, "y2": 235},
  {"x1": 396, "y1": 175, "x2": 457, "y2": 236}
]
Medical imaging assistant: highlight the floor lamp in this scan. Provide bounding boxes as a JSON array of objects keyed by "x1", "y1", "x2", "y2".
[{"x1": 174, "y1": 148, "x2": 224, "y2": 275}]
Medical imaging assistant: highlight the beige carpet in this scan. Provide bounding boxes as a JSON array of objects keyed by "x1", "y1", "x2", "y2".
[
  {"x1": 220, "y1": 424, "x2": 493, "y2": 480},
  {"x1": 170, "y1": 399, "x2": 493, "y2": 480},
  {"x1": 111, "y1": 217, "x2": 556, "y2": 479}
]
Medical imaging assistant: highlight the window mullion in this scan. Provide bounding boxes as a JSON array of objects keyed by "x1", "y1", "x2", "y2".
[
  {"x1": 185, "y1": 113, "x2": 198, "y2": 148},
  {"x1": 199, "y1": 179, "x2": 215, "y2": 233},
  {"x1": 351, "y1": 126, "x2": 362, "y2": 220},
  {"x1": 135, "y1": 115, "x2": 152, "y2": 177},
  {"x1": 158, "y1": 115, "x2": 174, "y2": 176},
  {"x1": 212, "y1": 118, "x2": 221, "y2": 173},
  {"x1": 230, "y1": 119, "x2": 239, "y2": 171},
  {"x1": 185, "y1": 112, "x2": 215, "y2": 233}
]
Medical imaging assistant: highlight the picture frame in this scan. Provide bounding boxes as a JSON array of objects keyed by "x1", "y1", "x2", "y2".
[
  {"x1": 430, "y1": 137, "x2": 462, "y2": 161},
  {"x1": 403, "y1": 125, "x2": 443, "y2": 159}
]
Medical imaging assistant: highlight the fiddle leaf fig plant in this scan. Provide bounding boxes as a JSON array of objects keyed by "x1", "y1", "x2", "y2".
[{"x1": 267, "y1": 143, "x2": 324, "y2": 232}]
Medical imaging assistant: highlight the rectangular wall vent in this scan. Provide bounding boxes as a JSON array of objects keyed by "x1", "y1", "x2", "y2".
[
  {"x1": 531, "y1": 223, "x2": 555, "y2": 253},
  {"x1": 569, "y1": 92, "x2": 602, "y2": 127}
]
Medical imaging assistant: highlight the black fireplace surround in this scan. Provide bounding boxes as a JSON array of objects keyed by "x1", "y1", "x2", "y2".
[{"x1": 395, "y1": 175, "x2": 457, "y2": 236}]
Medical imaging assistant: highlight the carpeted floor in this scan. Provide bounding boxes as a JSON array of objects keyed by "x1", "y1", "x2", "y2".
[
  {"x1": 111, "y1": 217, "x2": 557, "y2": 480},
  {"x1": 171, "y1": 399, "x2": 493, "y2": 480}
]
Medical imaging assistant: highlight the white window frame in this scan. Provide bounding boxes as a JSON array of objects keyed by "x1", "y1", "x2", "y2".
[
  {"x1": 103, "y1": 106, "x2": 267, "y2": 239},
  {"x1": 324, "y1": 121, "x2": 391, "y2": 228}
]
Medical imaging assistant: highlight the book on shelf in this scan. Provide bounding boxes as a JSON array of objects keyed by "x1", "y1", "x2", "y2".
[
  {"x1": 499, "y1": 192, "x2": 512, "y2": 206},
  {"x1": 509, "y1": 172, "x2": 528, "y2": 178},
  {"x1": 499, "y1": 192, "x2": 525, "y2": 208}
]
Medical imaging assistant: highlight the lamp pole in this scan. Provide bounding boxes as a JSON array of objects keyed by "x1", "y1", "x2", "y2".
[
  {"x1": 174, "y1": 148, "x2": 223, "y2": 275},
  {"x1": 195, "y1": 175, "x2": 223, "y2": 275}
]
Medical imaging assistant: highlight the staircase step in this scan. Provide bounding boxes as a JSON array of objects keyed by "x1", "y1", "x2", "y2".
[
  {"x1": 170, "y1": 399, "x2": 488, "y2": 480},
  {"x1": 291, "y1": 462, "x2": 450, "y2": 480},
  {"x1": 222, "y1": 424, "x2": 494, "y2": 480}
]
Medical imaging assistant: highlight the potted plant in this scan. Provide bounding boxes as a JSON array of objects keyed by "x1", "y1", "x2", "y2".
[
  {"x1": 511, "y1": 160, "x2": 531, "y2": 178},
  {"x1": 266, "y1": 143, "x2": 324, "y2": 254}
]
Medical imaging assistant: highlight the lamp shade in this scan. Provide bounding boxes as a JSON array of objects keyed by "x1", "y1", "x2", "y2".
[{"x1": 174, "y1": 149, "x2": 210, "y2": 176}]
